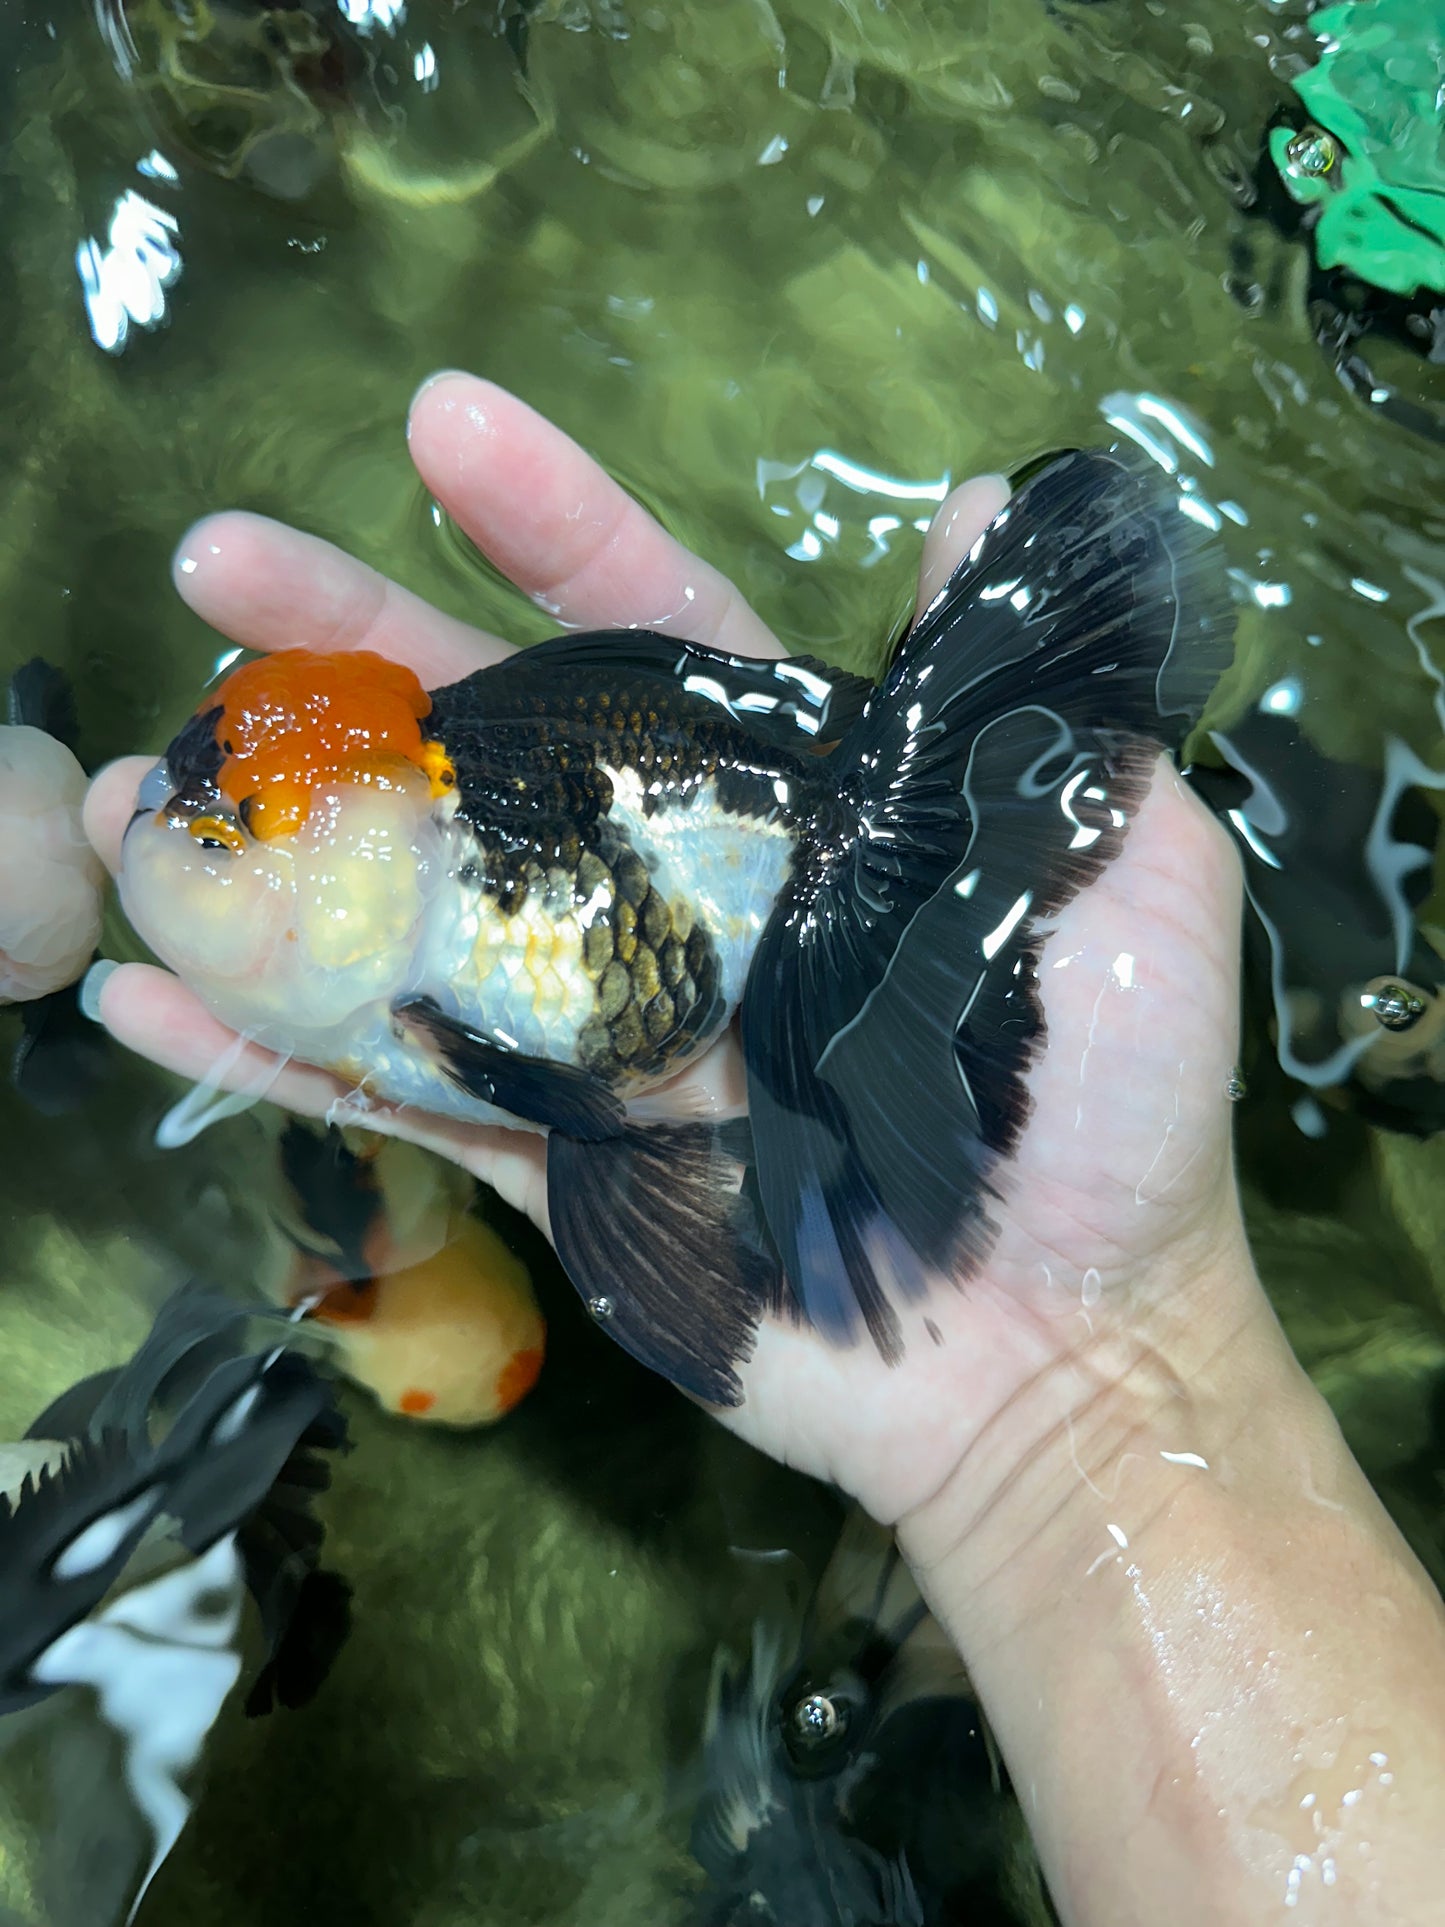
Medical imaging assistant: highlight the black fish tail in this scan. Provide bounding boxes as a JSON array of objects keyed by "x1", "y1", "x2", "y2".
[
  {"x1": 9, "y1": 1288, "x2": 353, "y2": 1719},
  {"x1": 740, "y1": 446, "x2": 1234, "y2": 1347}
]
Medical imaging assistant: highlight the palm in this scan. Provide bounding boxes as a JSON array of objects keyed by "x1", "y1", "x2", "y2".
[
  {"x1": 86, "y1": 374, "x2": 1242, "y2": 1522},
  {"x1": 726, "y1": 764, "x2": 1241, "y2": 1521}
]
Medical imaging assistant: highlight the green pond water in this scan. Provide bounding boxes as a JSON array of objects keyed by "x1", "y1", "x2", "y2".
[{"x1": 3, "y1": 0, "x2": 1445, "y2": 1921}]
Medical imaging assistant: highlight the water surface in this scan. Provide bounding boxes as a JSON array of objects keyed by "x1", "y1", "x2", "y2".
[{"x1": 3, "y1": 2, "x2": 1444, "y2": 1920}]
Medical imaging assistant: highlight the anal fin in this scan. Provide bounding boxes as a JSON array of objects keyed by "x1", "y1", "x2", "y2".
[
  {"x1": 393, "y1": 995, "x2": 625, "y2": 1141},
  {"x1": 547, "y1": 1119, "x2": 786, "y2": 1406}
]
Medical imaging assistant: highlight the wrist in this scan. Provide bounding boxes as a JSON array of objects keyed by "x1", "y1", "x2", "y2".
[
  {"x1": 896, "y1": 1208, "x2": 1300, "y2": 1627},
  {"x1": 896, "y1": 1217, "x2": 1445, "y2": 1927}
]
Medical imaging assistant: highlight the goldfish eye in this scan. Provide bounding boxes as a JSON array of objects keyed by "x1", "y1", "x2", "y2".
[
  {"x1": 188, "y1": 813, "x2": 246, "y2": 855},
  {"x1": 1360, "y1": 977, "x2": 1429, "y2": 1032},
  {"x1": 781, "y1": 1678, "x2": 860, "y2": 1774}
]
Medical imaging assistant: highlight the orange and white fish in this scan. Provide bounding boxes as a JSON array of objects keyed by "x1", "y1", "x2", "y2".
[
  {"x1": 271, "y1": 1121, "x2": 546, "y2": 1427},
  {"x1": 1, "y1": 659, "x2": 104, "y2": 1006}
]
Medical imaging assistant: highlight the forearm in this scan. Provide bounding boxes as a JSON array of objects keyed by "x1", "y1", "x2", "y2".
[{"x1": 899, "y1": 1241, "x2": 1445, "y2": 1926}]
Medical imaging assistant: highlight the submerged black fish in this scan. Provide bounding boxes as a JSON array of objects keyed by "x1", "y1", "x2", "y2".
[
  {"x1": 0, "y1": 1286, "x2": 351, "y2": 1922},
  {"x1": 1190, "y1": 701, "x2": 1445, "y2": 1136},
  {"x1": 691, "y1": 1511, "x2": 1049, "y2": 1927},
  {"x1": 116, "y1": 450, "x2": 1231, "y2": 1401},
  {"x1": 1, "y1": 1284, "x2": 351, "y2": 1719}
]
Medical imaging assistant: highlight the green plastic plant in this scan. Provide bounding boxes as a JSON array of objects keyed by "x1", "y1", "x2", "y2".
[{"x1": 1269, "y1": 0, "x2": 1445, "y2": 298}]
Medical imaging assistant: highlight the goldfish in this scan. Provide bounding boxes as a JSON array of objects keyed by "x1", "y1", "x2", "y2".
[
  {"x1": 0, "y1": 1286, "x2": 351, "y2": 1924},
  {"x1": 1, "y1": 660, "x2": 113, "y2": 1116},
  {"x1": 271, "y1": 1120, "x2": 546, "y2": 1426},
  {"x1": 1191, "y1": 700, "x2": 1445, "y2": 1136},
  {"x1": 1, "y1": 660, "x2": 105, "y2": 1007},
  {"x1": 115, "y1": 449, "x2": 1229, "y2": 1402},
  {"x1": 691, "y1": 1510, "x2": 1046, "y2": 1927}
]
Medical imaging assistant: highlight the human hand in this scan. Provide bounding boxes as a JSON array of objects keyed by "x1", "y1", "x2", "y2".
[{"x1": 84, "y1": 372, "x2": 1257, "y2": 1543}]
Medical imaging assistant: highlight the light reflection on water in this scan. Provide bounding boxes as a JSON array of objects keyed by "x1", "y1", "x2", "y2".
[{"x1": 4, "y1": 0, "x2": 1445, "y2": 1922}]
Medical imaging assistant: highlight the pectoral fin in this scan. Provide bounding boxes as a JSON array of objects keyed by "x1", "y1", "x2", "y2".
[{"x1": 392, "y1": 996, "x2": 626, "y2": 1140}]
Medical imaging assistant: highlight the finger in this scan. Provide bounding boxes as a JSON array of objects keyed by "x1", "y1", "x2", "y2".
[
  {"x1": 172, "y1": 512, "x2": 507, "y2": 685},
  {"x1": 90, "y1": 961, "x2": 552, "y2": 1225},
  {"x1": 84, "y1": 757, "x2": 153, "y2": 876},
  {"x1": 407, "y1": 373, "x2": 783, "y2": 658},
  {"x1": 338, "y1": 1104, "x2": 550, "y2": 1231},
  {"x1": 916, "y1": 473, "x2": 1010, "y2": 609},
  {"x1": 93, "y1": 961, "x2": 360, "y2": 1119}
]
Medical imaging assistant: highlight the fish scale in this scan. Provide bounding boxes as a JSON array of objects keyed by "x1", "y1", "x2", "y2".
[
  {"x1": 435, "y1": 791, "x2": 741, "y2": 1086},
  {"x1": 424, "y1": 664, "x2": 814, "y2": 1087}
]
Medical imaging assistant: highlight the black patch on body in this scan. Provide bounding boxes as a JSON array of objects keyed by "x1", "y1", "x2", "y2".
[
  {"x1": 424, "y1": 631, "x2": 823, "y2": 896},
  {"x1": 159, "y1": 702, "x2": 226, "y2": 813},
  {"x1": 424, "y1": 633, "x2": 844, "y2": 1094},
  {"x1": 277, "y1": 1121, "x2": 383, "y2": 1281}
]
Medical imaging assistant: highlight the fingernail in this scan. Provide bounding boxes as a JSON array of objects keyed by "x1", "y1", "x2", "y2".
[
  {"x1": 172, "y1": 516, "x2": 220, "y2": 585},
  {"x1": 407, "y1": 368, "x2": 471, "y2": 423},
  {"x1": 79, "y1": 958, "x2": 119, "y2": 1024},
  {"x1": 949, "y1": 473, "x2": 1010, "y2": 520}
]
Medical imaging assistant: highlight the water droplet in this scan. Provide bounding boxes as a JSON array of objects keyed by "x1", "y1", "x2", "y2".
[
  {"x1": 588, "y1": 1295, "x2": 615, "y2": 1321},
  {"x1": 1285, "y1": 127, "x2": 1340, "y2": 179},
  {"x1": 1226, "y1": 1069, "x2": 1248, "y2": 1102}
]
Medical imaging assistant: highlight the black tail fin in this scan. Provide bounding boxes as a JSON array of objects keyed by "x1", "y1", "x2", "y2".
[
  {"x1": 740, "y1": 448, "x2": 1234, "y2": 1351},
  {"x1": 14, "y1": 1287, "x2": 353, "y2": 1715}
]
